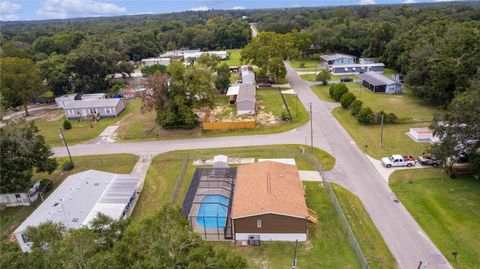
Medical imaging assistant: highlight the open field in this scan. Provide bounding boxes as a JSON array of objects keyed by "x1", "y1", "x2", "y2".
[
  {"x1": 36, "y1": 100, "x2": 134, "y2": 146},
  {"x1": 116, "y1": 89, "x2": 308, "y2": 141},
  {"x1": 0, "y1": 154, "x2": 138, "y2": 238},
  {"x1": 131, "y1": 145, "x2": 395, "y2": 268},
  {"x1": 390, "y1": 169, "x2": 480, "y2": 269},
  {"x1": 289, "y1": 58, "x2": 320, "y2": 69},
  {"x1": 222, "y1": 49, "x2": 242, "y2": 66}
]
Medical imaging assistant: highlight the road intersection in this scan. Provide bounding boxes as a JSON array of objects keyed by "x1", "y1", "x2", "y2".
[{"x1": 53, "y1": 63, "x2": 452, "y2": 269}]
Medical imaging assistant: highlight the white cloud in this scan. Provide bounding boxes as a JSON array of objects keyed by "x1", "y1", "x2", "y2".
[
  {"x1": 232, "y1": 6, "x2": 245, "y2": 10},
  {"x1": 189, "y1": 6, "x2": 210, "y2": 11},
  {"x1": 404, "y1": 0, "x2": 416, "y2": 3},
  {"x1": 37, "y1": 0, "x2": 126, "y2": 19},
  {"x1": 292, "y1": 4, "x2": 301, "y2": 7},
  {"x1": 432, "y1": 0, "x2": 459, "y2": 2},
  {"x1": 359, "y1": 0, "x2": 376, "y2": 5},
  {"x1": 1, "y1": 1, "x2": 21, "y2": 21}
]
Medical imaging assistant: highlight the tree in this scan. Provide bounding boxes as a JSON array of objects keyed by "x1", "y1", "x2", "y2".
[
  {"x1": 215, "y1": 63, "x2": 231, "y2": 93},
  {"x1": 38, "y1": 54, "x2": 72, "y2": 96},
  {"x1": 0, "y1": 120, "x2": 58, "y2": 193},
  {"x1": 268, "y1": 57, "x2": 287, "y2": 83},
  {"x1": 316, "y1": 69, "x2": 331, "y2": 85},
  {"x1": 340, "y1": 92, "x2": 356, "y2": 108},
  {"x1": 141, "y1": 64, "x2": 167, "y2": 77},
  {"x1": 357, "y1": 107, "x2": 374, "y2": 124},
  {"x1": 0, "y1": 57, "x2": 44, "y2": 115},
  {"x1": 432, "y1": 83, "x2": 480, "y2": 175},
  {"x1": 351, "y1": 99, "x2": 363, "y2": 116},
  {"x1": 196, "y1": 53, "x2": 220, "y2": 70},
  {"x1": 333, "y1": 83, "x2": 349, "y2": 101}
]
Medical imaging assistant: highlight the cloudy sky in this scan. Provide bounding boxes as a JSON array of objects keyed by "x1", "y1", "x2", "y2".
[{"x1": 0, "y1": 0, "x2": 461, "y2": 21}]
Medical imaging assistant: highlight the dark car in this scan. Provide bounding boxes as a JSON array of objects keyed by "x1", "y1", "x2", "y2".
[
  {"x1": 417, "y1": 155, "x2": 442, "y2": 167},
  {"x1": 257, "y1": 82, "x2": 272, "y2": 88},
  {"x1": 340, "y1": 77, "x2": 353, "y2": 82}
]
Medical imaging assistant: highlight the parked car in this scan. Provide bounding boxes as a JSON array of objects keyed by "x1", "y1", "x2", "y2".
[
  {"x1": 340, "y1": 77, "x2": 353, "y2": 82},
  {"x1": 381, "y1": 155, "x2": 416, "y2": 168},
  {"x1": 417, "y1": 155, "x2": 441, "y2": 167},
  {"x1": 257, "y1": 82, "x2": 272, "y2": 88}
]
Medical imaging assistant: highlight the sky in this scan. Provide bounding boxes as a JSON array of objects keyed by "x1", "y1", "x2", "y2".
[{"x1": 0, "y1": 0, "x2": 463, "y2": 21}]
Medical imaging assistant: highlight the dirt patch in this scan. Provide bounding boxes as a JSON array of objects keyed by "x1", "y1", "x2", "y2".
[
  {"x1": 256, "y1": 110, "x2": 279, "y2": 126},
  {"x1": 208, "y1": 105, "x2": 254, "y2": 122},
  {"x1": 27, "y1": 108, "x2": 64, "y2": 122}
]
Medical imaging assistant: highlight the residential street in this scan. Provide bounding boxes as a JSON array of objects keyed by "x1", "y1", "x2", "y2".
[{"x1": 52, "y1": 64, "x2": 452, "y2": 269}]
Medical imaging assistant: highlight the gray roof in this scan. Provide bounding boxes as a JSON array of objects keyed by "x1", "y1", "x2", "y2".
[
  {"x1": 241, "y1": 65, "x2": 256, "y2": 84},
  {"x1": 321, "y1": 54, "x2": 355, "y2": 62},
  {"x1": 14, "y1": 170, "x2": 139, "y2": 234},
  {"x1": 358, "y1": 72, "x2": 397, "y2": 86},
  {"x1": 331, "y1": 63, "x2": 384, "y2": 68},
  {"x1": 64, "y1": 98, "x2": 120, "y2": 109},
  {"x1": 237, "y1": 84, "x2": 256, "y2": 103}
]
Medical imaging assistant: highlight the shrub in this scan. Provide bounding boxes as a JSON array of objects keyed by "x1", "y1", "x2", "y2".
[
  {"x1": 63, "y1": 120, "x2": 72, "y2": 130},
  {"x1": 63, "y1": 161, "x2": 74, "y2": 171},
  {"x1": 374, "y1": 110, "x2": 387, "y2": 124},
  {"x1": 386, "y1": 113, "x2": 398, "y2": 123},
  {"x1": 316, "y1": 69, "x2": 331, "y2": 86},
  {"x1": 350, "y1": 100, "x2": 363, "y2": 116},
  {"x1": 39, "y1": 178, "x2": 54, "y2": 193},
  {"x1": 280, "y1": 111, "x2": 290, "y2": 122},
  {"x1": 299, "y1": 61, "x2": 306, "y2": 68},
  {"x1": 357, "y1": 107, "x2": 374, "y2": 124},
  {"x1": 329, "y1": 84, "x2": 337, "y2": 98},
  {"x1": 340, "y1": 92, "x2": 356, "y2": 108},
  {"x1": 333, "y1": 83, "x2": 349, "y2": 101}
]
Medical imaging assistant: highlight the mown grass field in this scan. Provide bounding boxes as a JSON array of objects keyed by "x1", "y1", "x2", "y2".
[
  {"x1": 36, "y1": 100, "x2": 134, "y2": 146},
  {"x1": 131, "y1": 145, "x2": 395, "y2": 268},
  {"x1": 390, "y1": 169, "x2": 480, "y2": 269},
  {"x1": 222, "y1": 49, "x2": 242, "y2": 66},
  {"x1": 0, "y1": 154, "x2": 138, "y2": 238},
  {"x1": 289, "y1": 58, "x2": 320, "y2": 69}
]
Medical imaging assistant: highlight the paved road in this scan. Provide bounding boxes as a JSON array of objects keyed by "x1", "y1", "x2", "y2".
[{"x1": 53, "y1": 64, "x2": 452, "y2": 269}]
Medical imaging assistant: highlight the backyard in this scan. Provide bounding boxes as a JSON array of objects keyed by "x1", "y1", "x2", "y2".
[
  {"x1": 222, "y1": 49, "x2": 242, "y2": 66},
  {"x1": 311, "y1": 82, "x2": 443, "y2": 159},
  {"x1": 0, "y1": 154, "x2": 139, "y2": 239},
  {"x1": 390, "y1": 169, "x2": 480, "y2": 269},
  {"x1": 288, "y1": 57, "x2": 320, "y2": 69},
  {"x1": 131, "y1": 145, "x2": 395, "y2": 269}
]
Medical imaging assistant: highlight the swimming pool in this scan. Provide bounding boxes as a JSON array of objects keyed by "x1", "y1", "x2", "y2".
[{"x1": 196, "y1": 195, "x2": 228, "y2": 229}]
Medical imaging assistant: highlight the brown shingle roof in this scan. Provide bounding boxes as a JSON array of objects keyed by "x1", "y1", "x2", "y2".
[{"x1": 232, "y1": 161, "x2": 308, "y2": 219}]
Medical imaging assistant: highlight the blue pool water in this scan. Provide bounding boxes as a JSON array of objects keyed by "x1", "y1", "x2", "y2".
[{"x1": 196, "y1": 195, "x2": 228, "y2": 229}]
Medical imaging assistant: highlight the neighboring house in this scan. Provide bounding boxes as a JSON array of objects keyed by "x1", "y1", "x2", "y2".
[
  {"x1": 120, "y1": 88, "x2": 136, "y2": 99},
  {"x1": 63, "y1": 98, "x2": 125, "y2": 119},
  {"x1": 141, "y1": 57, "x2": 171, "y2": 67},
  {"x1": 320, "y1": 54, "x2": 355, "y2": 66},
  {"x1": 14, "y1": 170, "x2": 140, "y2": 252},
  {"x1": 81, "y1": 93, "x2": 106, "y2": 100},
  {"x1": 55, "y1": 93, "x2": 80, "y2": 109},
  {"x1": 231, "y1": 161, "x2": 309, "y2": 241},
  {"x1": 359, "y1": 57, "x2": 378, "y2": 64},
  {"x1": 160, "y1": 49, "x2": 200, "y2": 59},
  {"x1": 407, "y1": 127, "x2": 441, "y2": 143},
  {"x1": 236, "y1": 84, "x2": 256, "y2": 115},
  {"x1": 358, "y1": 72, "x2": 402, "y2": 94},
  {"x1": 0, "y1": 181, "x2": 41, "y2": 207},
  {"x1": 329, "y1": 63, "x2": 384, "y2": 75},
  {"x1": 240, "y1": 65, "x2": 256, "y2": 85},
  {"x1": 183, "y1": 50, "x2": 228, "y2": 61}
]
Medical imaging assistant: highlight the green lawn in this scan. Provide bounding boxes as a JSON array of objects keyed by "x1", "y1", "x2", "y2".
[
  {"x1": 332, "y1": 184, "x2": 397, "y2": 269},
  {"x1": 312, "y1": 84, "x2": 336, "y2": 102},
  {"x1": 289, "y1": 58, "x2": 320, "y2": 69},
  {"x1": 116, "y1": 90, "x2": 309, "y2": 141},
  {"x1": 330, "y1": 74, "x2": 358, "y2": 81},
  {"x1": 36, "y1": 100, "x2": 135, "y2": 146},
  {"x1": 300, "y1": 73, "x2": 317, "y2": 82},
  {"x1": 222, "y1": 49, "x2": 242, "y2": 66},
  {"x1": 0, "y1": 154, "x2": 139, "y2": 238},
  {"x1": 131, "y1": 145, "x2": 335, "y2": 220},
  {"x1": 390, "y1": 169, "x2": 480, "y2": 269},
  {"x1": 230, "y1": 72, "x2": 239, "y2": 83}
]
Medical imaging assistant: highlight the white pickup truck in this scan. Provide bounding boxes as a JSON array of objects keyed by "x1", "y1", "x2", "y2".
[{"x1": 381, "y1": 155, "x2": 416, "y2": 168}]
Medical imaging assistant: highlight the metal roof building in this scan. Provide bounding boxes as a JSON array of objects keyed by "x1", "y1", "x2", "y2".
[
  {"x1": 236, "y1": 84, "x2": 256, "y2": 115},
  {"x1": 240, "y1": 65, "x2": 256, "y2": 85},
  {"x1": 320, "y1": 54, "x2": 355, "y2": 65},
  {"x1": 358, "y1": 72, "x2": 402, "y2": 94},
  {"x1": 14, "y1": 170, "x2": 140, "y2": 252},
  {"x1": 329, "y1": 63, "x2": 385, "y2": 75}
]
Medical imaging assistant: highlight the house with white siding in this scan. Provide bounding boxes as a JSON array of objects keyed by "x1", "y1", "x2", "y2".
[{"x1": 63, "y1": 98, "x2": 125, "y2": 119}]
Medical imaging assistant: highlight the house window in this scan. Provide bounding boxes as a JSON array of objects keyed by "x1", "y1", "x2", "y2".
[
  {"x1": 344, "y1": 68, "x2": 348, "y2": 71},
  {"x1": 256, "y1": 219, "x2": 262, "y2": 228},
  {"x1": 352, "y1": 67, "x2": 356, "y2": 70},
  {"x1": 15, "y1": 193, "x2": 21, "y2": 199},
  {"x1": 105, "y1": 107, "x2": 111, "y2": 114}
]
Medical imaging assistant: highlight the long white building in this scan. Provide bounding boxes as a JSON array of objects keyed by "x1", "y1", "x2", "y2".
[{"x1": 14, "y1": 170, "x2": 140, "y2": 252}]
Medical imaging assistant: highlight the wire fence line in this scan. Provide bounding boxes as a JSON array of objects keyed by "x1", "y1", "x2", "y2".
[
  {"x1": 308, "y1": 154, "x2": 370, "y2": 269},
  {"x1": 170, "y1": 153, "x2": 190, "y2": 203}
]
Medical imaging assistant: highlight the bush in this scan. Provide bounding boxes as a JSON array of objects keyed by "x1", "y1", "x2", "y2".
[
  {"x1": 280, "y1": 111, "x2": 290, "y2": 122},
  {"x1": 340, "y1": 92, "x2": 356, "y2": 108},
  {"x1": 357, "y1": 107, "x2": 374, "y2": 124},
  {"x1": 299, "y1": 61, "x2": 305, "y2": 68},
  {"x1": 386, "y1": 113, "x2": 398, "y2": 123},
  {"x1": 374, "y1": 110, "x2": 387, "y2": 124},
  {"x1": 39, "y1": 178, "x2": 54, "y2": 193},
  {"x1": 316, "y1": 69, "x2": 331, "y2": 86},
  {"x1": 350, "y1": 100, "x2": 363, "y2": 116},
  {"x1": 63, "y1": 161, "x2": 74, "y2": 171},
  {"x1": 329, "y1": 84, "x2": 337, "y2": 98},
  {"x1": 333, "y1": 83, "x2": 349, "y2": 101},
  {"x1": 63, "y1": 120, "x2": 72, "y2": 130}
]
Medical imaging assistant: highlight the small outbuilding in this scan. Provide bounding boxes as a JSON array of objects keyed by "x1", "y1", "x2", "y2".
[
  {"x1": 63, "y1": 98, "x2": 125, "y2": 119},
  {"x1": 321, "y1": 54, "x2": 355, "y2": 66},
  {"x1": 236, "y1": 84, "x2": 256, "y2": 115},
  {"x1": 0, "y1": 181, "x2": 41, "y2": 207},
  {"x1": 213, "y1": 155, "x2": 229, "y2": 169},
  {"x1": 232, "y1": 161, "x2": 308, "y2": 241},
  {"x1": 14, "y1": 170, "x2": 140, "y2": 252},
  {"x1": 358, "y1": 72, "x2": 402, "y2": 94},
  {"x1": 330, "y1": 63, "x2": 384, "y2": 75}
]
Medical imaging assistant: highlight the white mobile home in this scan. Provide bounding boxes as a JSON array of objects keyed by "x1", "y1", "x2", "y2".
[
  {"x1": 320, "y1": 54, "x2": 355, "y2": 66},
  {"x1": 240, "y1": 65, "x2": 256, "y2": 85},
  {"x1": 55, "y1": 94, "x2": 79, "y2": 109},
  {"x1": 141, "y1": 57, "x2": 171, "y2": 67},
  {"x1": 63, "y1": 99, "x2": 125, "y2": 119},
  {"x1": 0, "y1": 181, "x2": 41, "y2": 207},
  {"x1": 236, "y1": 84, "x2": 256, "y2": 115},
  {"x1": 330, "y1": 63, "x2": 385, "y2": 75},
  {"x1": 14, "y1": 170, "x2": 140, "y2": 252}
]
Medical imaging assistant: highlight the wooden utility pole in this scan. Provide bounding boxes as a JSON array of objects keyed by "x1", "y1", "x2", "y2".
[
  {"x1": 58, "y1": 128, "x2": 73, "y2": 165},
  {"x1": 310, "y1": 102, "x2": 313, "y2": 149},
  {"x1": 380, "y1": 114, "x2": 384, "y2": 148}
]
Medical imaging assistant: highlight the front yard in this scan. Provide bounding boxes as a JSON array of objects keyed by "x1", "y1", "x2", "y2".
[
  {"x1": 390, "y1": 169, "x2": 480, "y2": 269},
  {"x1": 131, "y1": 145, "x2": 396, "y2": 269}
]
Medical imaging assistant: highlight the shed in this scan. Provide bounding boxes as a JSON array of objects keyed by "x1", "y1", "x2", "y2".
[
  {"x1": 213, "y1": 155, "x2": 229, "y2": 168},
  {"x1": 55, "y1": 93, "x2": 79, "y2": 108},
  {"x1": 231, "y1": 161, "x2": 308, "y2": 241},
  {"x1": 358, "y1": 72, "x2": 402, "y2": 94},
  {"x1": 330, "y1": 63, "x2": 385, "y2": 75},
  {"x1": 236, "y1": 84, "x2": 256, "y2": 115},
  {"x1": 14, "y1": 170, "x2": 140, "y2": 252},
  {"x1": 320, "y1": 54, "x2": 355, "y2": 66},
  {"x1": 63, "y1": 98, "x2": 125, "y2": 119},
  {"x1": 0, "y1": 181, "x2": 41, "y2": 207}
]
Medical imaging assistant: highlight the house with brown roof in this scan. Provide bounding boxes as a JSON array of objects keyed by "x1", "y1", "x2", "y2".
[{"x1": 231, "y1": 161, "x2": 308, "y2": 241}]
